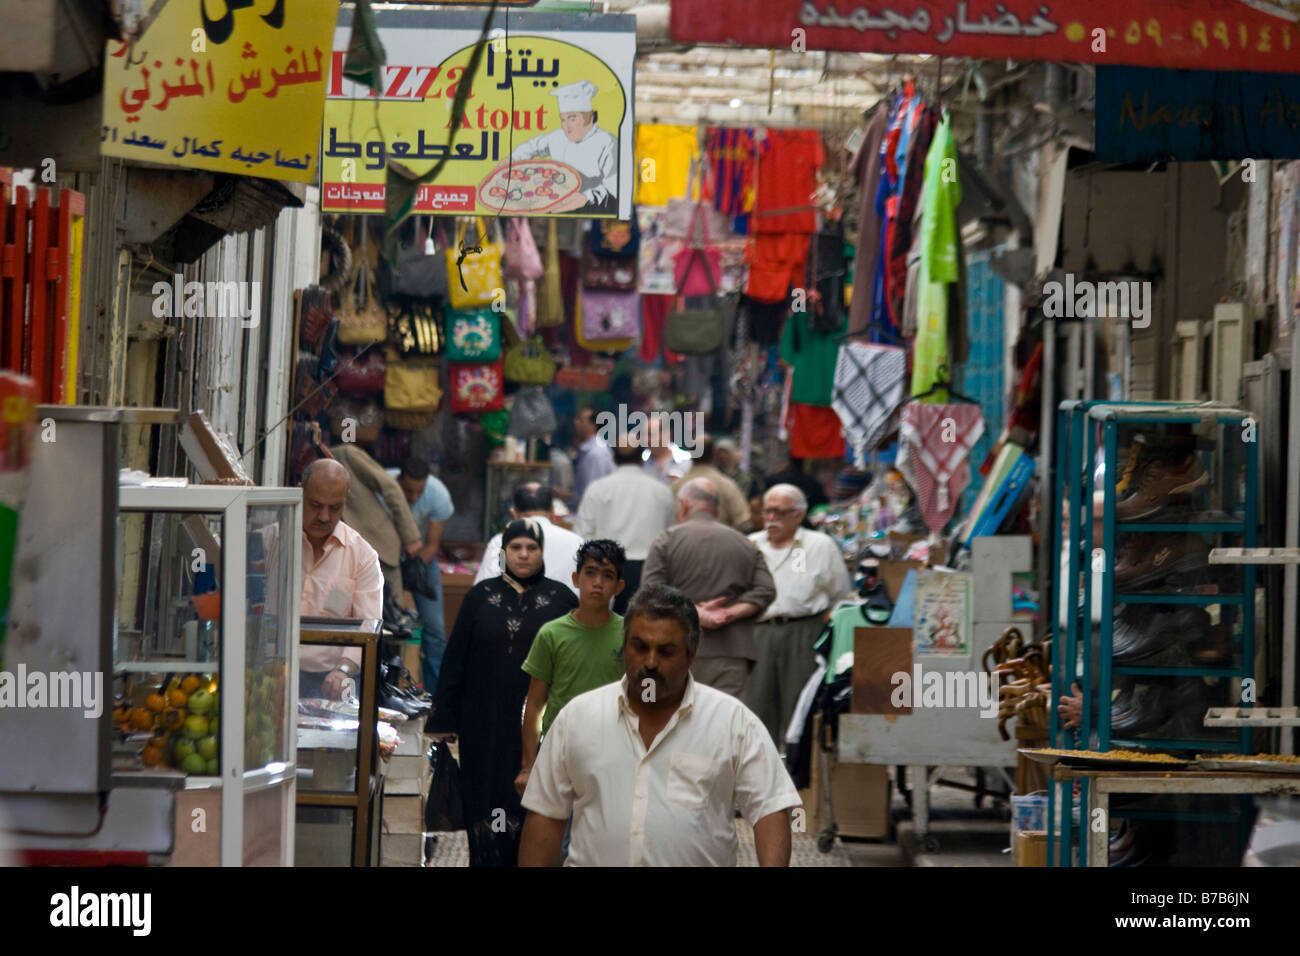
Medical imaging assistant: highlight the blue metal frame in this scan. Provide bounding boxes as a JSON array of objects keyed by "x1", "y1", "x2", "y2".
[{"x1": 1046, "y1": 400, "x2": 1259, "y2": 866}]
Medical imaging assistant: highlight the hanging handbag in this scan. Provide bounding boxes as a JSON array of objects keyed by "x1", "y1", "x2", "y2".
[
  {"x1": 508, "y1": 386, "x2": 558, "y2": 440},
  {"x1": 579, "y1": 287, "x2": 640, "y2": 343},
  {"x1": 336, "y1": 264, "x2": 388, "y2": 345},
  {"x1": 503, "y1": 218, "x2": 544, "y2": 281},
  {"x1": 671, "y1": 205, "x2": 722, "y2": 298},
  {"x1": 666, "y1": 234, "x2": 724, "y2": 355},
  {"x1": 333, "y1": 349, "x2": 387, "y2": 395},
  {"x1": 582, "y1": 245, "x2": 638, "y2": 292},
  {"x1": 384, "y1": 356, "x2": 442, "y2": 411},
  {"x1": 388, "y1": 298, "x2": 444, "y2": 357},
  {"x1": 328, "y1": 396, "x2": 384, "y2": 443},
  {"x1": 503, "y1": 335, "x2": 558, "y2": 385},
  {"x1": 664, "y1": 158, "x2": 738, "y2": 240},
  {"x1": 536, "y1": 219, "x2": 565, "y2": 328},
  {"x1": 444, "y1": 308, "x2": 501, "y2": 362},
  {"x1": 389, "y1": 219, "x2": 450, "y2": 299},
  {"x1": 449, "y1": 360, "x2": 505, "y2": 413},
  {"x1": 587, "y1": 215, "x2": 641, "y2": 259},
  {"x1": 423, "y1": 740, "x2": 465, "y2": 831},
  {"x1": 445, "y1": 217, "x2": 504, "y2": 310}
]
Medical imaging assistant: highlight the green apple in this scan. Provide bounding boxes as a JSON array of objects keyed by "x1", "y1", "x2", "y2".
[
  {"x1": 181, "y1": 752, "x2": 207, "y2": 774},
  {"x1": 208, "y1": 716, "x2": 219, "y2": 736},
  {"x1": 197, "y1": 736, "x2": 218, "y2": 761},
  {"x1": 187, "y1": 689, "x2": 213, "y2": 716},
  {"x1": 205, "y1": 757, "x2": 219, "y2": 775},
  {"x1": 183, "y1": 714, "x2": 209, "y2": 739},
  {"x1": 173, "y1": 738, "x2": 196, "y2": 763}
]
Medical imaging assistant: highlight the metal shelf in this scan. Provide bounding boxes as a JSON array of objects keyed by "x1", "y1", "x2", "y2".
[
  {"x1": 115, "y1": 661, "x2": 219, "y2": 673},
  {"x1": 1119, "y1": 521, "x2": 1245, "y2": 533},
  {"x1": 1114, "y1": 665, "x2": 1240, "y2": 677},
  {"x1": 1110, "y1": 738, "x2": 1244, "y2": 752},
  {"x1": 1116, "y1": 593, "x2": 1245, "y2": 605},
  {"x1": 1209, "y1": 547, "x2": 1300, "y2": 565}
]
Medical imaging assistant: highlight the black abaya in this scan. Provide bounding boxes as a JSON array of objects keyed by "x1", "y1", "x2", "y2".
[{"x1": 428, "y1": 575, "x2": 577, "y2": 867}]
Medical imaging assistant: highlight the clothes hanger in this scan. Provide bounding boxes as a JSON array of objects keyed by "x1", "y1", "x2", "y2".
[{"x1": 911, "y1": 363, "x2": 979, "y2": 404}]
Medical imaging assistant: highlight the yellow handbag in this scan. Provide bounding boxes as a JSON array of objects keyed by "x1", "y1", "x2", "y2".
[
  {"x1": 384, "y1": 353, "x2": 442, "y2": 411},
  {"x1": 536, "y1": 219, "x2": 564, "y2": 328},
  {"x1": 445, "y1": 217, "x2": 504, "y2": 311}
]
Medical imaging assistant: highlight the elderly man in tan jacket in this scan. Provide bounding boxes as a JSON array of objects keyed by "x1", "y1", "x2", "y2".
[
  {"x1": 323, "y1": 442, "x2": 422, "y2": 594},
  {"x1": 670, "y1": 435, "x2": 754, "y2": 532}
]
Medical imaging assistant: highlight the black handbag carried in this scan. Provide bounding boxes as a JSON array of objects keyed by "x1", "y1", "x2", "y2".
[
  {"x1": 400, "y1": 552, "x2": 439, "y2": 600},
  {"x1": 424, "y1": 740, "x2": 465, "y2": 832}
]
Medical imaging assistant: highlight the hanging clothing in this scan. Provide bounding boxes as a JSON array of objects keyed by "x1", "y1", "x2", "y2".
[
  {"x1": 889, "y1": 105, "x2": 938, "y2": 324},
  {"x1": 786, "y1": 401, "x2": 845, "y2": 459},
  {"x1": 634, "y1": 124, "x2": 699, "y2": 206},
  {"x1": 748, "y1": 233, "x2": 811, "y2": 304},
  {"x1": 637, "y1": 293, "x2": 682, "y2": 364},
  {"x1": 911, "y1": 114, "x2": 961, "y2": 399},
  {"x1": 752, "y1": 129, "x2": 823, "y2": 235},
  {"x1": 831, "y1": 341, "x2": 907, "y2": 460},
  {"x1": 780, "y1": 308, "x2": 845, "y2": 406},
  {"x1": 706, "y1": 127, "x2": 760, "y2": 224},
  {"x1": 806, "y1": 219, "x2": 848, "y2": 331},
  {"x1": 847, "y1": 105, "x2": 890, "y2": 335},
  {"x1": 900, "y1": 401, "x2": 984, "y2": 535},
  {"x1": 428, "y1": 576, "x2": 579, "y2": 866}
]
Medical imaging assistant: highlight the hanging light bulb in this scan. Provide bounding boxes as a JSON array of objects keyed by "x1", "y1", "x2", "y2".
[{"x1": 423, "y1": 215, "x2": 436, "y2": 255}]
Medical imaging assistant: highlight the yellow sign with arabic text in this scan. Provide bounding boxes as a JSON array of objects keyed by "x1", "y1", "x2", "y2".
[{"x1": 101, "y1": 0, "x2": 337, "y2": 182}]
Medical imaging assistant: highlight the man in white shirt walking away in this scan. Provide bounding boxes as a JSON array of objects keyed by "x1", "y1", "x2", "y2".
[
  {"x1": 747, "y1": 484, "x2": 853, "y2": 749},
  {"x1": 474, "y1": 482, "x2": 583, "y2": 595},
  {"x1": 573, "y1": 438, "x2": 675, "y2": 614},
  {"x1": 518, "y1": 582, "x2": 801, "y2": 866}
]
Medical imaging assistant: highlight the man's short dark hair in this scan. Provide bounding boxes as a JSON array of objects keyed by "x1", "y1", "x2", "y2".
[
  {"x1": 401, "y1": 456, "x2": 430, "y2": 481},
  {"x1": 575, "y1": 538, "x2": 626, "y2": 579},
  {"x1": 623, "y1": 583, "x2": 700, "y2": 655},
  {"x1": 512, "y1": 480, "x2": 553, "y2": 513},
  {"x1": 613, "y1": 439, "x2": 643, "y2": 466}
]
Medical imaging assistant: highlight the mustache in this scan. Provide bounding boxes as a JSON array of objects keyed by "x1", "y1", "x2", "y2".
[{"x1": 635, "y1": 667, "x2": 663, "y2": 683}]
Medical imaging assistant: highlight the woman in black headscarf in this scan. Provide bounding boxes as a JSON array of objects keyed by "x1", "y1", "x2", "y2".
[{"x1": 427, "y1": 518, "x2": 577, "y2": 867}]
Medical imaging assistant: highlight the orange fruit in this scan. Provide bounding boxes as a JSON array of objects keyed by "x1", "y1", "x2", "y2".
[
  {"x1": 180, "y1": 675, "x2": 201, "y2": 694},
  {"x1": 167, "y1": 689, "x2": 188, "y2": 708},
  {"x1": 141, "y1": 744, "x2": 163, "y2": 767},
  {"x1": 160, "y1": 708, "x2": 186, "y2": 732},
  {"x1": 145, "y1": 693, "x2": 167, "y2": 713},
  {"x1": 130, "y1": 708, "x2": 155, "y2": 731},
  {"x1": 113, "y1": 706, "x2": 128, "y2": 725}
]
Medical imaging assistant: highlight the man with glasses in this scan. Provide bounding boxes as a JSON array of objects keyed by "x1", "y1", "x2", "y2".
[
  {"x1": 747, "y1": 484, "x2": 852, "y2": 749},
  {"x1": 640, "y1": 478, "x2": 775, "y2": 697}
]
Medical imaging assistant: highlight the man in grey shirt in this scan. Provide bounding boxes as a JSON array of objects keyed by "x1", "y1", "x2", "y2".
[
  {"x1": 571, "y1": 407, "x2": 615, "y2": 509},
  {"x1": 640, "y1": 478, "x2": 776, "y2": 697}
]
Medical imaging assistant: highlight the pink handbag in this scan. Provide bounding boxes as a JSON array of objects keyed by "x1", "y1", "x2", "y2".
[
  {"x1": 504, "y1": 218, "x2": 543, "y2": 281},
  {"x1": 672, "y1": 205, "x2": 721, "y2": 297},
  {"x1": 580, "y1": 288, "x2": 640, "y2": 341}
]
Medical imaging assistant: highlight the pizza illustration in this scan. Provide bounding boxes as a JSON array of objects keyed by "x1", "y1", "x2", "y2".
[{"x1": 478, "y1": 160, "x2": 583, "y2": 213}]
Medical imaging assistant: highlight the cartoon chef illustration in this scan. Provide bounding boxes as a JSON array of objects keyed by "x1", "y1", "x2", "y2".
[{"x1": 511, "y1": 80, "x2": 618, "y2": 214}]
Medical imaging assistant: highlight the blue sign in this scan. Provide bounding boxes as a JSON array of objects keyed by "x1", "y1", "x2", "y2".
[{"x1": 1095, "y1": 66, "x2": 1300, "y2": 163}]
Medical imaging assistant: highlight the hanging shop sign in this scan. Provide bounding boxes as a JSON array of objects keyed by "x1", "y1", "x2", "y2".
[
  {"x1": 670, "y1": 0, "x2": 1300, "y2": 73},
  {"x1": 322, "y1": 8, "x2": 635, "y2": 218},
  {"x1": 101, "y1": 0, "x2": 337, "y2": 182},
  {"x1": 1095, "y1": 65, "x2": 1300, "y2": 161}
]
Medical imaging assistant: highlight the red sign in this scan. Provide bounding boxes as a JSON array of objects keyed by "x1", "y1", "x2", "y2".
[
  {"x1": 322, "y1": 184, "x2": 475, "y2": 212},
  {"x1": 670, "y1": 0, "x2": 1300, "y2": 73}
]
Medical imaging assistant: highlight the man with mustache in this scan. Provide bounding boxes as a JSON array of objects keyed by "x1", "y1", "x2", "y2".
[{"x1": 518, "y1": 583, "x2": 801, "y2": 866}]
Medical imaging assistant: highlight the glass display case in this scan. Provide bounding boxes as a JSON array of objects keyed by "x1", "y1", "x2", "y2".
[
  {"x1": 295, "y1": 621, "x2": 382, "y2": 867},
  {"x1": 115, "y1": 486, "x2": 302, "y2": 866}
]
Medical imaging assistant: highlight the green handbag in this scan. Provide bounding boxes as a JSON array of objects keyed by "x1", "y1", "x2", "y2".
[
  {"x1": 502, "y1": 335, "x2": 557, "y2": 385},
  {"x1": 445, "y1": 307, "x2": 501, "y2": 362}
]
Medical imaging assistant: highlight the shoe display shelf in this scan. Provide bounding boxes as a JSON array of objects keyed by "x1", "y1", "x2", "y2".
[{"x1": 1047, "y1": 401, "x2": 1258, "y2": 866}]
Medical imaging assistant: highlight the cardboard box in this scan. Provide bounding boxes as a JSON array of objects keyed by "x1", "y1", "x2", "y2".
[
  {"x1": 1015, "y1": 830, "x2": 1047, "y2": 867},
  {"x1": 379, "y1": 832, "x2": 423, "y2": 866},
  {"x1": 383, "y1": 794, "x2": 424, "y2": 834},
  {"x1": 808, "y1": 715, "x2": 891, "y2": 839}
]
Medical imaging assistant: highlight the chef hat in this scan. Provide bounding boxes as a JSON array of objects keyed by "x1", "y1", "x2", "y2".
[{"x1": 552, "y1": 80, "x2": 598, "y2": 113}]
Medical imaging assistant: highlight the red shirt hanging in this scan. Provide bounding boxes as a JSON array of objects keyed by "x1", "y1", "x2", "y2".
[{"x1": 752, "y1": 129, "x2": 823, "y2": 235}]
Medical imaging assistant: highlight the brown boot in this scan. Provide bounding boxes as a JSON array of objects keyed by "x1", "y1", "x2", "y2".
[
  {"x1": 1188, "y1": 624, "x2": 1233, "y2": 665},
  {"x1": 1115, "y1": 453, "x2": 1209, "y2": 520},
  {"x1": 1114, "y1": 533, "x2": 1210, "y2": 590}
]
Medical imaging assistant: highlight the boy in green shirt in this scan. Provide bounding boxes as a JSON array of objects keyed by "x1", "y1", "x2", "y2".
[{"x1": 515, "y1": 539, "x2": 627, "y2": 798}]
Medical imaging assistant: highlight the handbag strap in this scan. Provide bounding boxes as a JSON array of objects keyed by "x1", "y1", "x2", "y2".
[{"x1": 674, "y1": 246, "x2": 717, "y2": 297}]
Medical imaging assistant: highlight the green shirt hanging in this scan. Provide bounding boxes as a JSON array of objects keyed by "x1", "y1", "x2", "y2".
[
  {"x1": 912, "y1": 114, "x2": 961, "y2": 400},
  {"x1": 780, "y1": 308, "x2": 846, "y2": 407}
]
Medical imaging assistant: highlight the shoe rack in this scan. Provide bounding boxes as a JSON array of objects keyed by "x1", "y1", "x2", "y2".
[{"x1": 1048, "y1": 400, "x2": 1259, "y2": 866}]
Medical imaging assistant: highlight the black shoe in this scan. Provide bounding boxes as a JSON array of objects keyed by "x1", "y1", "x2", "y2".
[
  {"x1": 380, "y1": 693, "x2": 422, "y2": 718},
  {"x1": 1111, "y1": 683, "x2": 1173, "y2": 736}
]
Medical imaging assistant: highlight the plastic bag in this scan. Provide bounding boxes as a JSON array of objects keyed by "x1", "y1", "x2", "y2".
[{"x1": 424, "y1": 740, "x2": 465, "y2": 832}]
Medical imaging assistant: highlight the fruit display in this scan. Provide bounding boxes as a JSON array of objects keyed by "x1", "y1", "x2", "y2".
[
  {"x1": 244, "y1": 660, "x2": 288, "y2": 769},
  {"x1": 115, "y1": 673, "x2": 220, "y2": 776}
]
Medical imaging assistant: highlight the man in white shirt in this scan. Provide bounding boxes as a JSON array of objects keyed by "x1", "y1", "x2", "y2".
[
  {"x1": 474, "y1": 481, "x2": 583, "y2": 595},
  {"x1": 573, "y1": 439, "x2": 675, "y2": 614},
  {"x1": 747, "y1": 483, "x2": 853, "y2": 748},
  {"x1": 519, "y1": 582, "x2": 801, "y2": 866}
]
